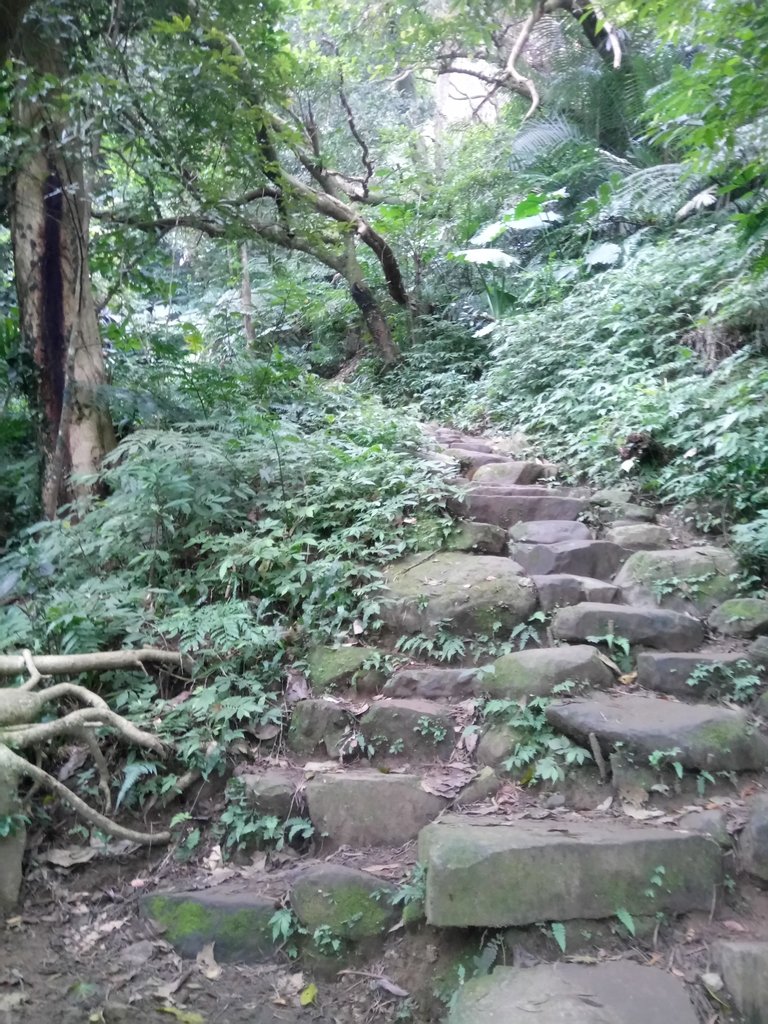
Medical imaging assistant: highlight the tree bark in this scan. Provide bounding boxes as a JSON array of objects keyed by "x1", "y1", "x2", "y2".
[
  {"x1": 239, "y1": 242, "x2": 256, "y2": 345},
  {"x1": 0, "y1": 0, "x2": 31, "y2": 61},
  {"x1": 10, "y1": 119, "x2": 116, "y2": 517}
]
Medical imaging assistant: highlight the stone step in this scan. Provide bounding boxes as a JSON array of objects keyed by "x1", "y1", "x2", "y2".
[
  {"x1": 464, "y1": 492, "x2": 588, "y2": 528},
  {"x1": 447, "y1": 962, "x2": 699, "y2": 1024},
  {"x1": 445, "y1": 520, "x2": 507, "y2": 554},
  {"x1": 604, "y1": 523, "x2": 672, "y2": 550},
  {"x1": 481, "y1": 644, "x2": 614, "y2": 700},
  {"x1": 710, "y1": 597, "x2": 768, "y2": 638},
  {"x1": 383, "y1": 666, "x2": 479, "y2": 700},
  {"x1": 508, "y1": 519, "x2": 592, "y2": 544},
  {"x1": 715, "y1": 940, "x2": 768, "y2": 1024},
  {"x1": 546, "y1": 692, "x2": 768, "y2": 770},
  {"x1": 359, "y1": 698, "x2": 455, "y2": 762},
  {"x1": 636, "y1": 651, "x2": 753, "y2": 698},
  {"x1": 472, "y1": 461, "x2": 557, "y2": 485},
  {"x1": 551, "y1": 602, "x2": 704, "y2": 650},
  {"x1": 511, "y1": 539, "x2": 630, "y2": 578},
  {"x1": 533, "y1": 573, "x2": 620, "y2": 610},
  {"x1": 419, "y1": 815, "x2": 721, "y2": 927},
  {"x1": 380, "y1": 551, "x2": 537, "y2": 635},
  {"x1": 307, "y1": 769, "x2": 447, "y2": 848},
  {"x1": 443, "y1": 448, "x2": 510, "y2": 475}
]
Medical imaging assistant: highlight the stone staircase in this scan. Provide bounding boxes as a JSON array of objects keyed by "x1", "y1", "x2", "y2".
[{"x1": 147, "y1": 426, "x2": 768, "y2": 1023}]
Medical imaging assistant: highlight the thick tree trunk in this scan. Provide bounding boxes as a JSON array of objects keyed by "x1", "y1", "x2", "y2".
[{"x1": 11, "y1": 133, "x2": 116, "y2": 517}]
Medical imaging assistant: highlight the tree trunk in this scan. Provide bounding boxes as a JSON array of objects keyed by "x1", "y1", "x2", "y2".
[
  {"x1": 10, "y1": 123, "x2": 116, "y2": 517},
  {"x1": 239, "y1": 243, "x2": 256, "y2": 345},
  {"x1": 343, "y1": 240, "x2": 400, "y2": 365}
]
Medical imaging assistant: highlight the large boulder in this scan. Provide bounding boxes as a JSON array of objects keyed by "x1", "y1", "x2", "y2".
[
  {"x1": 551, "y1": 602, "x2": 704, "y2": 651},
  {"x1": 508, "y1": 519, "x2": 592, "y2": 544},
  {"x1": 547, "y1": 693, "x2": 768, "y2": 771},
  {"x1": 419, "y1": 816, "x2": 720, "y2": 927},
  {"x1": 447, "y1": 963, "x2": 699, "y2": 1024},
  {"x1": 709, "y1": 598, "x2": 768, "y2": 638},
  {"x1": 480, "y1": 645, "x2": 614, "y2": 700},
  {"x1": 614, "y1": 547, "x2": 738, "y2": 614},
  {"x1": 380, "y1": 552, "x2": 537, "y2": 636}
]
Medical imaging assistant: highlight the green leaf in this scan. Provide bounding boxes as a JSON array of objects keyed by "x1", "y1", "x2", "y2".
[
  {"x1": 551, "y1": 921, "x2": 567, "y2": 953},
  {"x1": 615, "y1": 907, "x2": 635, "y2": 936}
]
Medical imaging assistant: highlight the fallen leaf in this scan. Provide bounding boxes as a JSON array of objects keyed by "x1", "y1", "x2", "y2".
[
  {"x1": 252, "y1": 723, "x2": 281, "y2": 740},
  {"x1": 595, "y1": 796, "x2": 613, "y2": 812},
  {"x1": 57, "y1": 746, "x2": 88, "y2": 781},
  {"x1": 618, "y1": 672, "x2": 637, "y2": 686},
  {"x1": 700, "y1": 972, "x2": 723, "y2": 992},
  {"x1": 42, "y1": 846, "x2": 98, "y2": 868},
  {"x1": 622, "y1": 805, "x2": 663, "y2": 820},
  {"x1": 723, "y1": 920, "x2": 748, "y2": 933},
  {"x1": 196, "y1": 943, "x2": 221, "y2": 981},
  {"x1": 352, "y1": 619, "x2": 365, "y2": 635},
  {"x1": 299, "y1": 983, "x2": 317, "y2": 1006},
  {"x1": 119, "y1": 940, "x2": 156, "y2": 967},
  {"x1": 285, "y1": 669, "x2": 310, "y2": 704}
]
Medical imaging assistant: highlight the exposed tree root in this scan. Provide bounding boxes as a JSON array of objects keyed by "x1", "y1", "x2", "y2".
[{"x1": 0, "y1": 745, "x2": 170, "y2": 845}]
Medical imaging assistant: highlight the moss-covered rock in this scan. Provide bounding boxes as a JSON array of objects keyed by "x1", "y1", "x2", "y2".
[
  {"x1": 709, "y1": 598, "x2": 768, "y2": 638},
  {"x1": 305, "y1": 645, "x2": 385, "y2": 694},
  {"x1": 614, "y1": 547, "x2": 738, "y2": 614},
  {"x1": 380, "y1": 551, "x2": 537, "y2": 637},
  {"x1": 290, "y1": 864, "x2": 397, "y2": 941},
  {"x1": 483, "y1": 644, "x2": 614, "y2": 701},
  {"x1": 360, "y1": 698, "x2": 455, "y2": 762},
  {"x1": 444, "y1": 520, "x2": 507, "y2": 555},
  {"x1": 142, "y1": 890, "x2": 278, "y2": 961}
]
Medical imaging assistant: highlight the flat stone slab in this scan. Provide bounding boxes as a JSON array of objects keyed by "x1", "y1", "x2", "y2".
[
  {"x1": 444, "y1": 448, "x2": 509, "y2": 475},
  {"x1": 380, "y1": 551, "x2": 537, "y2": 635},
  {"x1": 604, "y1": 523, "x2": 672, "y2": 550},
  {"x1": 482, "y1": 644, "x2": 614, "y2": 700},
  {"x1": 447, "y1": 962, "x2": 699, "y2": 1024},
  {"x1": 465, "y1": 492, "x2": 587, "y2": 528},
  {"x1": 306, "y1": 645, "x2": 384, "y2": 693},
  {"x1": 142, "y1": 889, "x2": 278, "y2": 961},
  {"x1": 546, "y1": 693, "x2": 768, "y2": 771},
  {"x1": 509, "y1": 519, "x2": 592, "y2": 544},
  {"x1": 551, "y1": 602, "x2": 704, "y2": 650},
  {"x1": 306, "y1": 770, "x2": 446, "y2": 847},
  {"x1": 740, "y1": 794, "x2": 768, "y2": 882},
  {"x1": 533, "y1": 573, "x2": 619, "y2": 610},
  {"x1": 614, "y1": 547, "x2": 738, "y2": 614},
  {"x1": 512, "y1": 540, "x2": 629, "y2": 578},
  {"x1": 383, "y1": 666, "x2": 479, "y2": 700},
  {"x1": 714, "y1": 940, "x2": 768, "y2": 1024},
  {"x1": 419, "y1": 816, "x2": 720, "y2": 927},
  {"x1": 636, "y1": 651, "x2": 752, "y2": 698}
]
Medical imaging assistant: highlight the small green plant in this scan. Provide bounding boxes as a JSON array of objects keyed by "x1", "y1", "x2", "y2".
[
  {"x1": 648, "y1": 747, "x2": 684, "y2": 780},
  {"x1": 686, "y1": 659, "x2": 762, "y2": 703},
  {"x1": 644, "y1": 865, "x2": 667, "y2": 901},
  {"x1": 396, "y1": 626, "x2": 467, "y2": 663},
  {"x1": 649, "y1": 572, "x2": 715, "y2": 602},
  {"x1": 484, "y1": 696, "x2": 592, "y2": 784},
  {"x1": 550, "y1": 921, "x2": 567, "y2": 953},
  {"x1": 391, "y1": 863, "x2": 427, "y2": 909},
  {"x1": 415, "y1": 715, "x2": 448, "y2": 744},
  {"x1": 218, "y1": 780, "x2": 314, "y2": 852},
  {"x1": 269, "y1": 907, "x2": 305, "y2": 958},
  {"x1": 615, "y1": 907, "x2": 636, "y2": 937},
  {"x1": 510, "y1": 610, "x2": 549, "y2": 651},
  {"x1": 696, "y1": 770, "x2": 716, "y2": 796},
  {"x1": 586, "y1": 628, "x2": 632, "y2": 672},
  {"x1": 0, "y1": 812, "x2": 29, "y2": 837},
  {"x1": 312, "y1": 924, "x2": 345, "y2": 957}
]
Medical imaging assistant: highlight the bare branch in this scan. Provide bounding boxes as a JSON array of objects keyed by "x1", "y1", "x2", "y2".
[
  {"x1": 504, "y1": 3, "x2": 545, "y2": 119},
  {"x1": 338, "y1": 79, "x2": 375, "y2": 199},
  {"x1": 0, "y1": 648, "x2": 188, "y2": 677}
]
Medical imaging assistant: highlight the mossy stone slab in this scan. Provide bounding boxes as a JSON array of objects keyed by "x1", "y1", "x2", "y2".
[
  {"x1": 614, "y1": 547, "x2": 738, "y2": 614},
  {"x1": 142, "y1": 890, "x2": 278, "y2": 961},
  {"x1": 709, "y1": 598, "x2": 768, "y2": 638},
  {"x1": 306, "y1": 645, "x2": 384, "y2": 693}
]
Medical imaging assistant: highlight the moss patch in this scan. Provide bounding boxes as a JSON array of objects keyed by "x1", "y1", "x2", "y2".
[
  {"x1": 306, "y1": 645, "x2": 383, "y2": 693},
  {"x1": 143, "y1": 892, "x2": 277, "y2": 961},
  {"x1": 290, "y1": 866, "x2": 397, "y2": 941}
]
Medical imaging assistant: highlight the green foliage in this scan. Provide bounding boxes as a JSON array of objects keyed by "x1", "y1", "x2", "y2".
[
  {"x1": 614, "y1": 907, "x2": 636, "y2": 937},
  {"x1": 483, "y1": 696, "x2": 592, "y2": 784},
  {"x1": 218, "y1": 779, "x2": 314, "y2": 853},
  {"x1": 685, "y1": 659, "x2": 762, "y2": 704}
]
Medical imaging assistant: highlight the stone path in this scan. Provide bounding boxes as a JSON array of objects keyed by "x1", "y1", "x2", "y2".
[{"x1": 146, "y1": 425, "x2": 768, "y2": 1023}]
